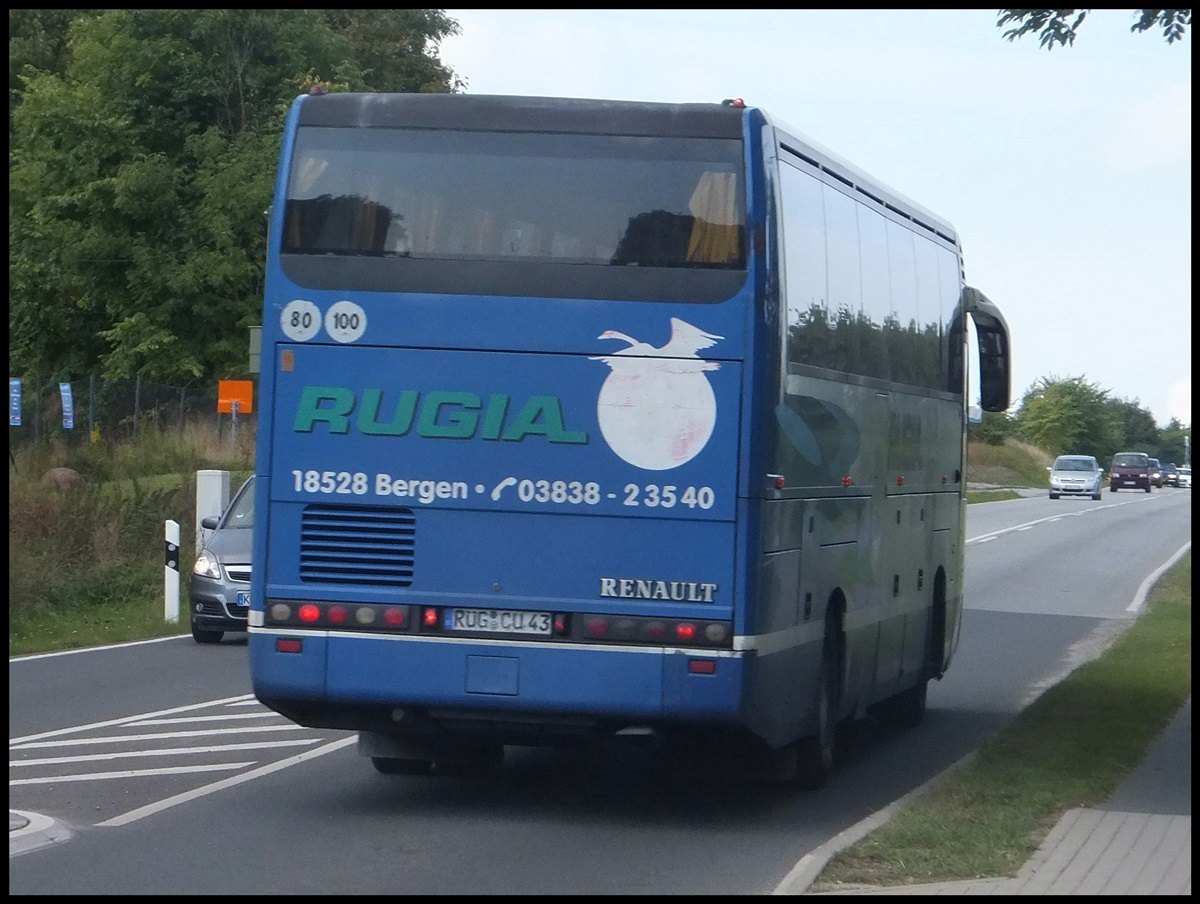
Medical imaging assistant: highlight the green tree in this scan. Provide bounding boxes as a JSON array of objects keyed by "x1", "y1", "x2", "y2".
[
  {"x1": 1104, "y1": 397, "x2": 1162, "y2": 457},
  {"x1": 9, "y1": 9, "x2": 461, "y2": 384},
  {"x1": 8, "y1": 10, "x2": 103, "y2": 116},
  {"x1": 969, "y1": 410, "x2": 1016, "y2": 446},
  {"x1": 997, "y1": 9, "x2": 1191, "y2": 48},
  {"x1": 1014, "y1": 375, "x2": 1122, "y2": 459},
  {"x1": 1155, "y1": 417, "x2": 1191, "y2": 464}
]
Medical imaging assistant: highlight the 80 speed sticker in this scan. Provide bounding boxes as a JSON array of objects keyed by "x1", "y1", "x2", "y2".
[{"x1": 280, "y1": 299, "x2": 321, "y2": 341}]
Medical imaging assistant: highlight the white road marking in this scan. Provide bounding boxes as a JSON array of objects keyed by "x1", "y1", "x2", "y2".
[
  {"x1": 9, "y1": 694, "x2": 256, "y2": 745},
  {"x1": 12, "y1": 739, "x2": 321, "y2": 767},
  {"x1": 9, "y1": 633, "x2": 191, "y2": 661},
  {"x1": 11, "y1": 724, "x2": 310, "y2": 750},
  {"x1": 128, "y1": 712, "x2": 283, "y2": 726},
  {"x1": 11, "y1": 762, "x2": 256, "y2": 785},
  {"x1": 1126, "y1": 542, "x2": 1191, "y2": 614},
  {"x1": 96, "y1": 736, "x2": 358, "y2": 827}
]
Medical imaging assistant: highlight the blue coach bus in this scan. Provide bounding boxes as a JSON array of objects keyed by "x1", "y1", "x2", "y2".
[{"x1": 248, "y1": 90, "x2": 1011, "y2": 788}]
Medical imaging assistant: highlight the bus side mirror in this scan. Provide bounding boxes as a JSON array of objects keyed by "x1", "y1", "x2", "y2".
[{"x1": 963, "y1": 286, "x2": 1011, "y2": 413}]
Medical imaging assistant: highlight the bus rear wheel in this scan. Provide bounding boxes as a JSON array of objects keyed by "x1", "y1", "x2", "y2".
[{"x1": 793, "y1": 622, "x2": 841, "y2": 790}]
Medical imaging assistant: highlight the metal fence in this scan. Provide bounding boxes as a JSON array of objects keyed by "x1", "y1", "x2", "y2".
[{"x1": 8, "y1": 374, "x2": 248, "y2": 448}]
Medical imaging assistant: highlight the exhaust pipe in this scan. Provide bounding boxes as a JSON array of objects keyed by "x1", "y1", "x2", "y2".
[{"x1": 611, "y1": 725, "x2": 662, "y2": 750}]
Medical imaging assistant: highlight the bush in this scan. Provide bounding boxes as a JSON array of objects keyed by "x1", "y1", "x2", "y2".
[{"x1": 8, "y1": 420, "x2": 254, "y2": 654}]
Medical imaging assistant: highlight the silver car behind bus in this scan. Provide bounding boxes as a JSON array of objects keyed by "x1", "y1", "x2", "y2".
[{"x1": 1047, "y1": 454, "x2": 1103, "y2": 500}]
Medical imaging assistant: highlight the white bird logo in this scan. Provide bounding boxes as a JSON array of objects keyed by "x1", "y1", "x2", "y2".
[{"x1": 591, "y1": 318, "x2": 723, "y2": 470}]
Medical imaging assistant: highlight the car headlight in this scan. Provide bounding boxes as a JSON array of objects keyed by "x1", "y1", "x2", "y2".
[{"x1": 193, "y1": 551, "x2": 222, "y2": 579}]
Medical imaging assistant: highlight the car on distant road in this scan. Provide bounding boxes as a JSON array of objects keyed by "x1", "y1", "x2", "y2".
[
  {"x1": 1147, "y1": 458, "x2": 1163, "y2": 488},
  {"x1": 1161, "y1": 463, "x2": 1179, "y2": 487},
  {"x1": 1109, "y1": 452, "x2": 1151, "y2": 493},
  {"x1": 1177, "y1": 466, "x2": 1191, "y2": 488},
  {"x1": 189, "y1": 475, "x2": 253, "y2": 643},
  {"x1": 1046, "y1": 454, "x2": 1104, "y2": 500}
]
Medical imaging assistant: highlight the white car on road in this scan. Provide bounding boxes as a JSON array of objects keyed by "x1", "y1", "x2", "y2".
[{"x1": 1047, "y1": 454, "x2": 1104, "y2": 500}]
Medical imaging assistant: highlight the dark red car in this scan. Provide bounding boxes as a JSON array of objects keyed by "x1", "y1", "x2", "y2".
[{"x1": 1109, "y1": 452, "x2": 1151, "y2": 493}]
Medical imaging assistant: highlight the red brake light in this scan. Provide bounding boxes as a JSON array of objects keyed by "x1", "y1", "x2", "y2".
[
  {"x1": 384, "y1": 607, "x2": 407, "y2": 627},
  {"x1": 327, "y1": 605, "x2": 348, "y2": 624},
  {"x1": 675, "y1": 623, "x2": 697, "y2": 642},
  {"x1": 297, "y1": 604, "x2": 320, "y2": 623},
  {"x1": 422, "y1": 607, "x2": 439, "y2": 627}
]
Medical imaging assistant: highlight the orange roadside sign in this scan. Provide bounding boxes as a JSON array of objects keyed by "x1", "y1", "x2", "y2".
[{"x1": 217, "y1": 380, "x2": 254, "y2": 414}]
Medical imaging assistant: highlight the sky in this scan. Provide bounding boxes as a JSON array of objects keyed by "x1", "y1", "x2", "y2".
[{"x1": 436, "y1": 9, "x2": 1191, "y2": 428}]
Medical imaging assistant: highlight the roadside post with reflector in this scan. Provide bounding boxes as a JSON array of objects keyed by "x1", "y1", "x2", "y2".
[{"x1": 164, "y1": 519, "x2": 180, "y2": 624}]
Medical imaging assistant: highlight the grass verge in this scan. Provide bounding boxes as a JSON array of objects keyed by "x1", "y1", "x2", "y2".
[
  {"x1": 964, "y1": 489, "x2": 1023, "y2": 504},
  {"x1": 967, "y1": 437, "x2": 1053, "y2": 488},
  {"x1": 812, "y1": 552, "x2": 1191, "y2": 890}
]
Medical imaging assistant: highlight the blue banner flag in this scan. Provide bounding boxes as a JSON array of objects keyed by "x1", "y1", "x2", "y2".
[
  {"x1": 9, "y1": 378, "x2": 21, "y2": 427},
  {"x1": 59, "y1": 382, "x2": 74, "y2": 430}
]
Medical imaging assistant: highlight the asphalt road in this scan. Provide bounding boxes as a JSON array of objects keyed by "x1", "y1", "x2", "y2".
[{"x1": 9, "y1": 487, "x2": 1192, "y2": 894}]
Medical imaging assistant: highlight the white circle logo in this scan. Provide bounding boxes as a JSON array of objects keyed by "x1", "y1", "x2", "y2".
[
  {"x1": 591, "y1": 318, "x2": 723, "y2": 471},
  {"x1": 280, "y1": 299, "x2": 321, "y2": 342},
  {"x1": 325, "y1": 300, "x2": 367, "y2": 344}
]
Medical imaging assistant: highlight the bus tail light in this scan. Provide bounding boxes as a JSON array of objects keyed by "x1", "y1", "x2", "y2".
[
  {"x1": 277, "y1": 638, "x2": 303, "y2": 654},
  {"x1": 581, "y1": 614, "x2": 728, "y2": 648},
  {"x1": 688, "y1": 658, "x2": 717, "y2": 675},
  {"x1": 262, "y1": 599, "x2": 731, "y2": 650}
]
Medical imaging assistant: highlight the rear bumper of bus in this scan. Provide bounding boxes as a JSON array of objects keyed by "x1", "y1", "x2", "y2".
[{"x1": 249, "y1": 628, "x2": 746, "y2": 739}]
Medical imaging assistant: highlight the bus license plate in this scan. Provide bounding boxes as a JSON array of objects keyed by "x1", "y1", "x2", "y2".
[
  {"x1": 236, "y1": 592, "x2": 250, "y2": 608},
  {"x1": 445, "y1": 608, "x2": 552, "y2": 635}
]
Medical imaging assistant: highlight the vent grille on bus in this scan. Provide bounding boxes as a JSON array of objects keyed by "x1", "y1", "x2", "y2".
[{"x1": 299, "y1": 504, "x2": 415, "y2": 585}]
